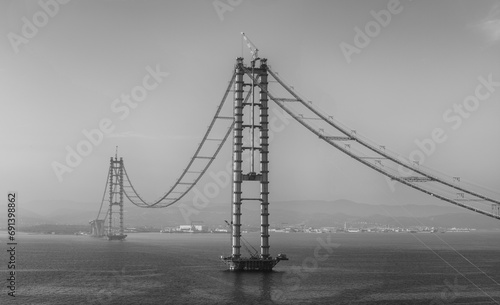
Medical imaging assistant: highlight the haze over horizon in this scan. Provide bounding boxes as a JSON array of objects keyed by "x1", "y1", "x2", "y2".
[{"x1": 2, "y1": 1, "x2": 499, "y2": 216}]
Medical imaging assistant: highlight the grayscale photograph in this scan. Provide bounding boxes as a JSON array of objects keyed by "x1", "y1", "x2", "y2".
[{"x1": 1, "y1": 0, "x2": 499, "y2": 304}]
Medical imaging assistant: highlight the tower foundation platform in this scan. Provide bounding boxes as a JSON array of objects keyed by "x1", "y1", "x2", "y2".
[
  {"x1": 221, "y1": 254, "x2": 288, "y2": 271},
  {"x1": 107, "y1": 234, "x2": 127, "y2": 241}
]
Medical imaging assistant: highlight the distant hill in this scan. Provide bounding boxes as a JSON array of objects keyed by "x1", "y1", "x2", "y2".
[{"x1": 1, "y1": 199, "x2": 498, "y2": 230}]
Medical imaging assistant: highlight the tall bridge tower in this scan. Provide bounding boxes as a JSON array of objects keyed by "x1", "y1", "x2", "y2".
[
  {"x1": 221, "y1": 57, "x2": 287, "y2": 271},
  {"x1": 107, "y1": 155, "x2": 126, "y2": 240}
]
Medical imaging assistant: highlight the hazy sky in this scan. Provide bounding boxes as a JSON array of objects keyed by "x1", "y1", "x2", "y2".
[{"x1": 1, "y1": 0, "x2": 499, "y2": 209}]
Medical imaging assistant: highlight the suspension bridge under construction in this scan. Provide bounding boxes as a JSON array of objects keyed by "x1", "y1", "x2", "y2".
[{"x1": 91, "y1": 36, "x2": 500, "y2": 271}]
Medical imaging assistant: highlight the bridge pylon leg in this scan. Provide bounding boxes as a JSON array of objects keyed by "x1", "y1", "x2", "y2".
[
  {"x1": 231, "y1": 57, "x2": 244, "y2": 259},
  {"x1": 259, "y1": 58, "x2": 270, "y2": 259}
]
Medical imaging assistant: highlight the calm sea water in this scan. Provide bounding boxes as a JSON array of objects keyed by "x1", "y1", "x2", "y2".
[{"x1": 1, "y1": 231, "x2": 499, "y2": 305}]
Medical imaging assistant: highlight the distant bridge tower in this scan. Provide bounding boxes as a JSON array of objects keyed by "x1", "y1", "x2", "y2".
[
  {"x1": 221, "y1": 57, "x2": 287, "y2": 271},
  {"x1": 107, "y1": 155, "x2": 126, "y2": 240},
  {"x1": 493, "y1": 204, "x2": 500, "y2": 217}
]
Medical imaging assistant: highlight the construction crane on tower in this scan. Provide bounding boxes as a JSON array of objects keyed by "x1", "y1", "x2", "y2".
[{"x1": 241, "y1": 32, "x2": 259, "y2": 60}]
